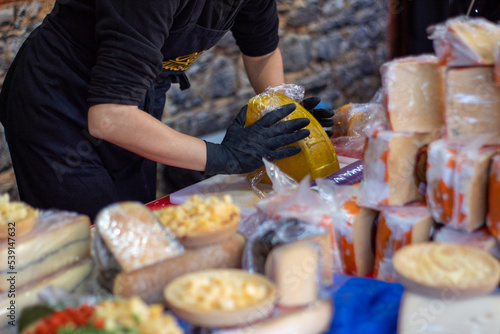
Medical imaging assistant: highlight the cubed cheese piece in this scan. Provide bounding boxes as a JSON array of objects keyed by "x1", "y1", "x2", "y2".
[
  {"x1": 0, "y1": 260, "x2": 92, "y2": 332},
  {"x1": 488, "y1": 154, "x2": 500, "y2": 240},
  {"x1": 382, "y1": 55, "x2": 445, "y2": 132},
  {"x1": 0, "y1": 211, "x2": 90, "y2": 291},
  {"x1": 426, "y1": 139, "x2": 497, "y2": 230},
  {"x1": 445, "y1": 66, "x2": 500, "y2": 139},
  {"x1": 265, "y1": 241, "x2": 320, "y2": 307},
  {"x1": 359, "y1": 131, "x2": 438, "y2": 208},
  {"x1": 373, "y1": 204, "x2": 433, "y2": 282},
  {"x1": 216, "y1": 299, "x2": 333, "y2": 334},
  {"x1": 429, "y1": 16, "x2": 500, "y2": 67},
  {"x1": 95, "y1": 202, "x2": 183, "y2": 273},
  {"x1": 398, "y1": 291, "x2": 500, "y2": 334},
  {"x1": 112, "y1": 233, "x2": 245, "y2": 304}
]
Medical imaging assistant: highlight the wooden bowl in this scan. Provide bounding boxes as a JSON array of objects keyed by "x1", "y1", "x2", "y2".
[
  {"x1": 0, "y1": 206, "x2": 38, "y2": 240},
  {"x1": 393, "y1": 242, "x2": 500, "y2": 299},
  {"x1": 175, "y1": 213, "x2": 240, "y2": 248},
  {"x1": 164, "y1": 269, "x2": 277, "y2": 328}
]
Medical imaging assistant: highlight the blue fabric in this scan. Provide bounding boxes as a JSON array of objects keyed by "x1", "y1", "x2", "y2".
[{"x1": 324, "y1": 275, "x2": 404, "y2": 334}]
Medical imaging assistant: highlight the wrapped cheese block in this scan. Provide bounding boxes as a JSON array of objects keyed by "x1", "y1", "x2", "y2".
[
  {"x1": 496, "y1": 45, "x2": 500, "y2": 86},
  {"x1": 373, "y1": 204, "x2": 433, "y2": 282},
  {"x1": 358, "y1": 131, "x2": 438, "y2": 208},
  {"x1": 265, "y1": 241, "x2": 321, "y2": 307},
  {"x1": 433, "y1": 226, "x2": 500, "y2": 259},
  {"x1": 0, "y1": 211, "x2": 90, "y2": 292},
  {"x1": 242, "y1": 218, "x2": 334, "y2": 286},
  {"x1": 429, "y1": 16, "x2": 500, "y2": 67},
  {"x1": 488, "y1": 154, "x2": 500, "y2": 240},
  {"x1": 0, "y1": 259, "x2": 92, "y2": 332},
  {"x1": 111, "y1": 233, "x2": 245, "y2": 304},
  {"x1": 426, "y1": 139, "x2": 459, "y2": 224},
  {"x1": 246, "y1": 84, "x2": 340, "y2": 183},
  {"x1": 381, "y1": 55, "x2": 445, "y2": 133},
  {"x1": 426, "y1": 138, "x2": 497, "y2": 230},
  {"x1": 445, "y1": 66, "x2": 500, "y2": 139},
  {"x1": 398, "y1": 291, "x2": 500, "y2": 334},
  {"x1": 316, "y1": 180, "x2": 377, "y2": 276},
  {"x1": 94, "y1": 202, "x2": 184, "y2": 273}
]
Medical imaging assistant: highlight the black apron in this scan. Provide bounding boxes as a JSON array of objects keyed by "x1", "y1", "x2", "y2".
[{"x1": 0, "y1": 1, "x2": 241, "y2": 220}]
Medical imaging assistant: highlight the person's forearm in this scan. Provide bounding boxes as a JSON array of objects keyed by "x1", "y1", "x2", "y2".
[
  {"x1": 88, "y1": 104, "x2": 207, "y2": 171},
  {"x1": 242, "y1": 48, "x2": 285, "y2": 94}
]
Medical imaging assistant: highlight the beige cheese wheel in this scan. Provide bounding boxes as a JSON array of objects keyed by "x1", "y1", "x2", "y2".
[{"x1": 393, "y1": 242, "x2": 500, "y2": 298}]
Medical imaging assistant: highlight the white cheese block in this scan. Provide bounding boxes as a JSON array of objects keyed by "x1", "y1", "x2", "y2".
[
  {"x1": 0, "y1": 211, "x2": 90, "y2": 291},
  {"x1": 216, "y1": 299, "x2": 333, "y2": 334},
  {"x1": 430, "y1": 17, "x2": 500, "y2": 67},
  {"x1": 445, "y1": 66, "x2": 500, "y2": 140},
  {"x1": 398, "y1": 291, "x2": 500, "y2": 334},
  {"x1": 0, "y1": 259, "x2": 92, "y2": 331},
  {"x1": 265, "y1": 241, "x2": 320, "y2": 307},
  {"x1": 381, "y1": 55, "x2": 445, "y2": 132}
]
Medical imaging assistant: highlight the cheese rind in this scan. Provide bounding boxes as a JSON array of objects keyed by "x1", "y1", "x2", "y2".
[
  {"x1": 358, "y1": 131, "x2": 438, "y2": 208},
  {"x1": 487, "y1": 154, "x2": 500, "y2": 240},
  {"x1": 382, "y1": 55, "x2": 445, "y2": 132},
  {"x1": 398, "y1": 291, "x2": 500, "y2": 334},
  {"x1": 112, "y1": 233, "x2": 245, "y2": 304},
  {"x1": 445, "y1": 66, "x2": 500, "y2": 139},
  {"x1": 373, "y1": 204, "x2": 433, "y2": 282},
  {"x1": 0, "y1": 211, "x2": 90, "y2": 291}
]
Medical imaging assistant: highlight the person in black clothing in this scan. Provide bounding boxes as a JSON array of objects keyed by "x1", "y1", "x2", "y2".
[{"x1": 0, "y1": 0, "x2": 332, "y2": 219}]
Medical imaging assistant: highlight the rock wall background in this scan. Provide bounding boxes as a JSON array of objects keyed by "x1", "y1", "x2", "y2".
[{"x1": 0, "y1": 0, "x2": 388, "y2": 199}]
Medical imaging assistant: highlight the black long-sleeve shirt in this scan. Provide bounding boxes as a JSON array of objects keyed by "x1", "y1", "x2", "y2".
[{"x1": 49, "y1": 0, "x2": 279, "y2": 106}]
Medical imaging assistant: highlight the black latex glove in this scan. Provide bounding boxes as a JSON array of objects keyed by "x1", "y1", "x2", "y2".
[
  {"x1": 205, "y1": 104, "x2": 310, "y2": 176},
  {"x1": 301, "y1": 97, "x2": 334, "y2": 137}
]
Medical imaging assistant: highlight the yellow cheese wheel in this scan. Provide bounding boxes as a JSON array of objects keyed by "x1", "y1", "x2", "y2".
[{"x1": 246, "y1": 92, "x2": 340, "y2": 183}]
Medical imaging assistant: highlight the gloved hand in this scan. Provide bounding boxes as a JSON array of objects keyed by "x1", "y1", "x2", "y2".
[
  {"x1": 301, "y1": 97, "x2": 334, "y2": 137},
  {"x1": 205, "y1": 104, "x2": 310, "y2": 175}
]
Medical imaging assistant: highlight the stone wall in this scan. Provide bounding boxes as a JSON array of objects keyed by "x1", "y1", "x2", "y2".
[{"x1": 0, "y1": 0, "x2": 388, "y2": 198}]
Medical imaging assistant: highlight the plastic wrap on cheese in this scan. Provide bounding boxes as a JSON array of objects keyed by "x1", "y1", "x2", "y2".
[
  {"x1": 428, "y1": 16, "x2": 500, "y2": 67},
  {"x1": 358, "y1": 131, "x2": 438, "y2": 209},
  {"x1": 242, "y1": 217, "x2": 334, "y2": 287},
  {"x1": 426, "y1": 138, "x2": 498, "y2": 231},
  {"x1": 373, "y1": 204, "x2": 433, "y2": 282},
  {"x1": 330, "y1": 136, "x2": 366, "y2": 159},
  {"x1": 0, "y1": 210, "x2": 90, "y2": 292},
  {"x1": 246, "y1": 84, "x2": 340, "y2": 183},
  {"x1": 94, "y1": 202, "x2": 184, "y2": 273},
  {"x1": 331, "y1": 103, "x2": 377, "y2": 138},
  {"x1": 381, "y1": 55, "x2": 445, "y2": 133},
  {"x1": 445, "y1": 66, "x2": 500, "y2": 139},
  {"x1": 487, "y1": 154, "x2": 500, "y2": 240},
  {"x1": 433, "y1": 226, "x2": 500, "y2": 259},
  {"x1": 495, "y1": 45, "x2": 500, "y2": 86},
  {"x1": 255, "y1": 160, "x2": 343, "y2": 276},
  {"x1": 317, "y1": 179, "x2": 377, "y2": 276}
]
